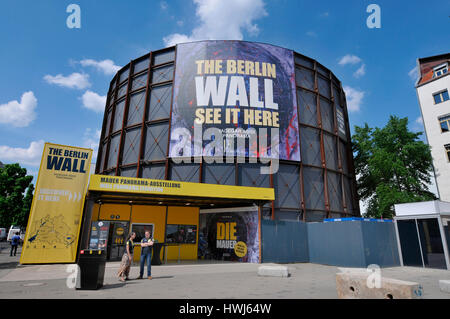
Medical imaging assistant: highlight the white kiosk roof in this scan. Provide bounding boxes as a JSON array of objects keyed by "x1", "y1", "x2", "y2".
[{"x1": 394, "y1": 200, "x2": 450, "y2": 217}]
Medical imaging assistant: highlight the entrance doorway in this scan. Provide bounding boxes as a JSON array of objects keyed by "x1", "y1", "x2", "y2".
[
  {"x1": 107, "y1": 221, "x2": 129, "y2": 261},
  {"x1": 397, "y1": 218, "x2": 447, "y2": 269}
]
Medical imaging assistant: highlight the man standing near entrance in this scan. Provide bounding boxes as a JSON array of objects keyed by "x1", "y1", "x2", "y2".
[{"x1": 138, "y1": 231, "x2": 154, "y2": 279}]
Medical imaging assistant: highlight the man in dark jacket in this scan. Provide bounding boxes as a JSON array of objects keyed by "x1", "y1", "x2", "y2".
[
  {"x1": 10, "y1": 232, "x2": 20, "y2": 257},
  {"x1": 138, "y1": 231, "x2": 154, "y2": 279}
]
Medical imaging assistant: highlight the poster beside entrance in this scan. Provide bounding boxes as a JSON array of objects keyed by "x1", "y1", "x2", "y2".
[
  {"x1": 89, "y1": 221, "x2": 110, "y2": 250},
  {"x1": 201, "y1": 210, "x2": 259, "y2": 263}
]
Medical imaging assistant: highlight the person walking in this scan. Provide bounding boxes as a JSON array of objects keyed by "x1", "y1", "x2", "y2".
[
  {"x1": 117, "y1": 232, "x2": 135, "y2": 282},
  {"x1": 138, "y1": 231, "x2": 154, "y2": 280},
  {"x1": 10, "y1": 232, "x2": 20, "y2": 257}
]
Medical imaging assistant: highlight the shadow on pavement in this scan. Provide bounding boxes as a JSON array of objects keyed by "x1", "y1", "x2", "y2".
[
  {"x1": 0, "y1": 262, "x2": 19, "y2": 269},
  {"x1": 99, "y1": 276, "x2": 175, "y2": 290},
  {"x1": 130, "y1": 276, "x2": 175, "y2": 280},
  {"x1": 151, "y1": 276, "x2": 174, "y2": 280},
  {"x1": 100, "y1": 283, "x2": 127, "y2": 290}
]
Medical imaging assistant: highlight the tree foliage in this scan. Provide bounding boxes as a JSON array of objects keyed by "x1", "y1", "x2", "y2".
[
  {"x1": 0, "y1": 163, "x2": 34, "y2": 227},
  {"x1": 352, "y1": 116, "x2": 436, "y2": 219}
]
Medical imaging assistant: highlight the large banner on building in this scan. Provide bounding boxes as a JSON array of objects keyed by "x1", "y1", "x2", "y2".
[
  {"x1": 169, "y1": 41, "x2": 300, "y2": 161},
  {"x1": 20, "y1": 143, "x2": 92, "y2": 264}
]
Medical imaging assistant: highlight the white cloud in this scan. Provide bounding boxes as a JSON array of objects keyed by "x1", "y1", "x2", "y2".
[
  {"x1": 44, "y1": 72, "x2": 91, "y2": 89},
  {"x1": 82, "y1": 128, "x2": 101, "y2": 161},
  {"x1": 343, "y1": 86, "x2": 364, "y2": 112},
  {"x1": 160, "y1": 1, "x2": 168, "y2": 10},
  {"x1": 0, "y1": 140, "x2": 45, "y2": 167},
  {"x1": 408, "y1": 66, "x2": 419, "y2": 81},
  {"x1": 164, "y1": 33, "x2": 192, "y2": 47},
  {"x1": 0, "y1": 91, "x2": 37, "y2": 127},
  {"x1": 79, "y1": 59, "x2": 121, "y2": 76},
  {"x1": 163, "y1": 0, "x2": 268, "y2": 47},
  {"x1": 353, "y1": 64, "x2": 366, "y2": 78},
  {"x1": 412, "y1": 116, "x2": 425, "y2": 133},
  {"x1": 81, "y1": 91, "x2": 106, "y2": 113},
  {"x1": 338, "y1": 54, "x2": 362, "y2": 66},
  {"x1": 339, "y1": 54, "x2": 366, "y2": 78},
  {"x1": 415, "y1": 116, "x2": 423, "y2": 125}
]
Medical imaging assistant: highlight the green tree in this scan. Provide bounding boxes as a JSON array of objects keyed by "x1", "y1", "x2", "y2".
[
  {"x1": 0, "y1": 163, "x2": 34, "y2": 227},
  {"x1": 352, "y1": 116, "x2": 436, "y2": 219}
]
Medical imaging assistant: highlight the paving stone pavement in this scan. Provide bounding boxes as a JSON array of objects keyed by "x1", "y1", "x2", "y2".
[{"x1": 0, "y1": 246, "x2": 449, "y2": 299}]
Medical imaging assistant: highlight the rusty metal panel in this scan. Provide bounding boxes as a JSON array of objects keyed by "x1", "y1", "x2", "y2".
[
  {"x1": 300, "y1": 127, "x2": 321, "y2": 166},
  {"x1": 127, "y1": 91, "x2": 146, "y2": 126},
  {"x1": 298, "y1": 89, "x2": 318, "y2": 126},
  {"x1": 122, "y1": 128, "x2": 141, "y2": 165},
  {"x1": 238, "y1": 163, "x2": 271, "y2": 188},
  {"x1": 203, "y1": 163, "x2": 236, "y2": 186},
  {"x1": 151, "y1": 64, "x2": 174, "y2": 84},
  {"x1": 169, "y1": 162, "x2": 200, "y2": 182},
  {"x1": 323, "y1": 133, "x2": 338, "y2": 171},
  {"x1": 144, "y1": 123, "x2": 169, "y2": 161},
  {"x1": 303, "y1": 167, "x2": 325, "y2": 211},
  {"x1": 142, "y1": 164, "x2": 166, "y2": 180},
  {"x1": 273, "y1": 164, "x2": 301, "y2": 210},
  {"x1": 148, "y1": 84, "x2": 172, "y2": 121},
  {"x1": 107, "y1": 135, "x2": 120, "y2": 170}
]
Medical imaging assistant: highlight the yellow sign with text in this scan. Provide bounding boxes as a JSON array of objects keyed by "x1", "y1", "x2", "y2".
[
  {"x1": 20, "y1": 143, "x2": 93, "y2": 264},
  {"x1": 88, "y1": 175, "x2": 274, "y2": 201},
  {"x1": 234, "y1": 241, "x2": 247, "y2": 258}
]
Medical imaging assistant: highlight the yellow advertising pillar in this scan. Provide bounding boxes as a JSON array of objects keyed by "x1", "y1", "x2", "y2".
[{"x1": 20, "y1": 143, "x2": 92, "y2": 264}]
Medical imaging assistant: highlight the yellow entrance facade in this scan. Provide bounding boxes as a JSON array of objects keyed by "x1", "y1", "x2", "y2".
[
  {"x1": 90, "y1": 204, "x2": 199, "y2": 262},
  {"x1": 81, "y1": 175, "x2": 274, "y2": 263}
]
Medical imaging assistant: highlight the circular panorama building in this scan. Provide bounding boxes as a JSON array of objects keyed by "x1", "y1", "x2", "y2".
[
  {"x1": 89, "y1": 40, "x2": 360, "y2": 262},
  {"x1": 95, "y1": 40, "x2": 360, "y2": 221}
]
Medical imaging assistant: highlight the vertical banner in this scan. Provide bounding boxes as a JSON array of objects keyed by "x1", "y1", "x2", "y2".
[{"x1": 20, "y1": 143, "x2": 93, "y2": 264}]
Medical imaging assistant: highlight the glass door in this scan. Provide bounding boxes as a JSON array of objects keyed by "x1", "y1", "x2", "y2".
[
  {"x1": 107, "y1": 222, "x2": 129, "y2": 261},
  {"x1": 444, "y1": 218, "x2": 450, "y2": 259},
  {"x1": 397, "y1": 220, "x2": 423, "y2": 267},
  {"x1": 417, "y1": 218, "x2": 446, "y2": 269}
]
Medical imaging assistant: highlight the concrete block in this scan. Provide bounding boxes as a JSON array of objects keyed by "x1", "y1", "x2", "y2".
[
  {"x1": 258, "y1": 265, "x2": 290, "y2": 278},
  {"x1": 439, "y1": 280, "x2": 450, "y2": 294},
  {"x1": 336, "y1": 272, "x2": 423, "y2": 299}
]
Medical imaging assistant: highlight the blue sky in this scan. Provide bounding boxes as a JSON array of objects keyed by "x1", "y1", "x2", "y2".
[{"x1": 0, "y1": 0, "x2": 449, "y2": 182}]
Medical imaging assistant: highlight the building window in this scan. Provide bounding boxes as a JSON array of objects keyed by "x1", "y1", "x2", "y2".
[
  {"x1": 446, "y1": 144, "x2": 450, "y2": 162},
  {"x1": 434, "y1": 90, "x2": 449, "y2": 104},
  {"x1": 433, "y1": 64, "x2": 448, "y2": 78},
  {"x1": 165, "y1": 224, "x2": 197, "y2": 244},
  {"x1": 131, "y1": 224, "x2": 154, "y2": 243},
  {"x1": 439, "y1": 115, "x2": 450, "y2": 133}
]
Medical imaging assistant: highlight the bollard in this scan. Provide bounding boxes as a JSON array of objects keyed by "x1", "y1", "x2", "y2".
[
  {"x1": 439, "y1": 280, "x2": 450, "y2": 294},
  {"x1": 257, "y1": 265, "x2": 290, "y2": 278},
  {"x1": 336, "y1": 272, "x2": 423, "y2": 299}
]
